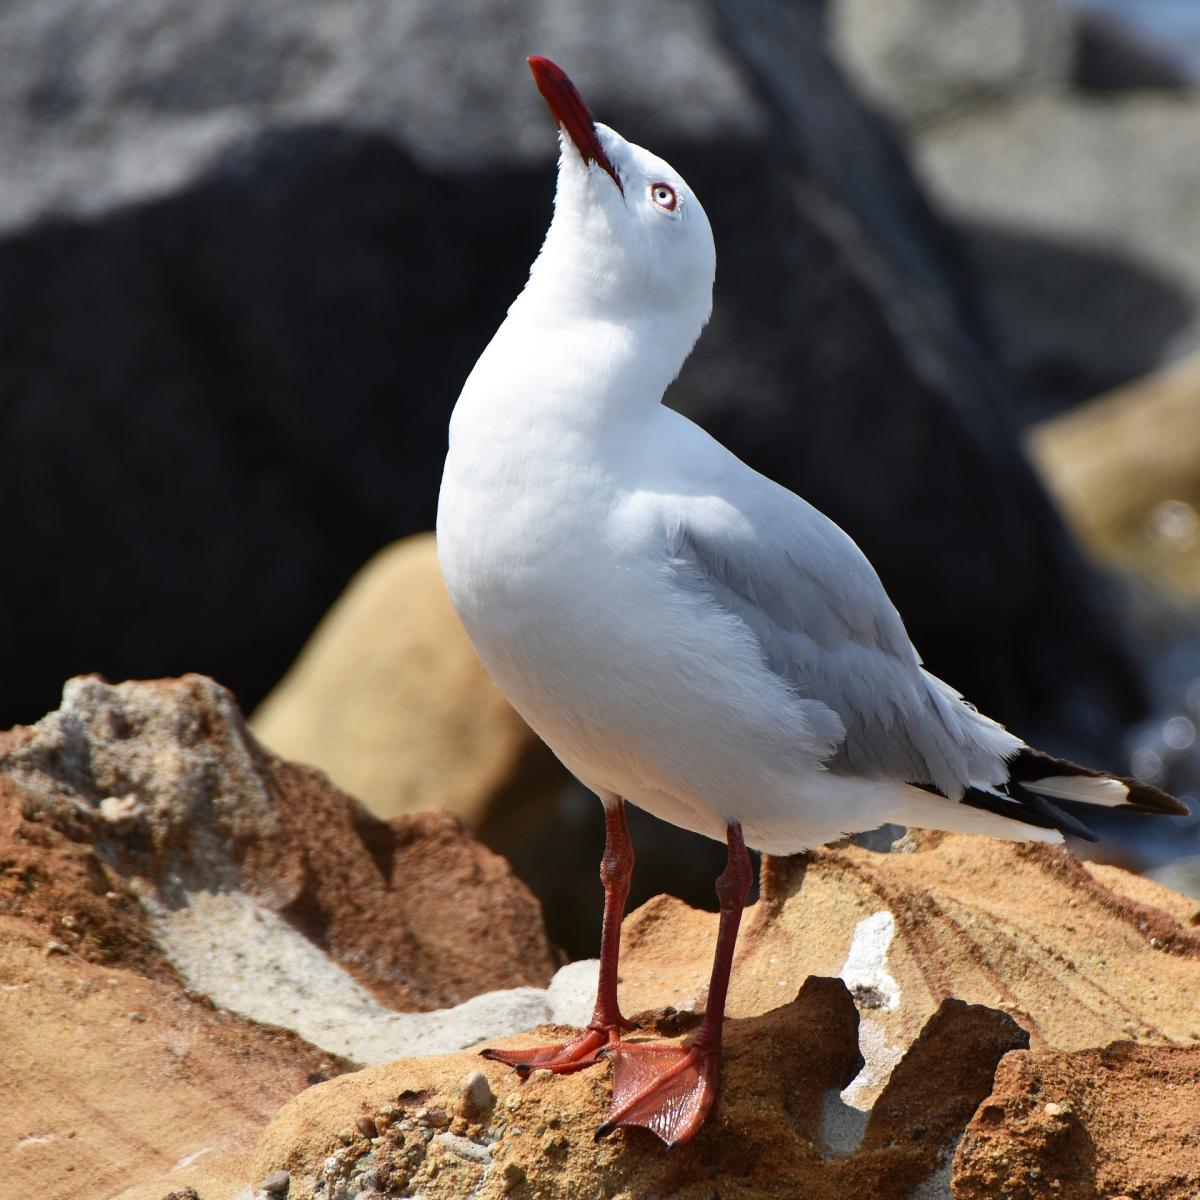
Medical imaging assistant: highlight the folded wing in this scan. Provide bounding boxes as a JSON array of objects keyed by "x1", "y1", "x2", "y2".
[{"x1": 661, "y1": 483, "x2": 1021, "y2": 803}]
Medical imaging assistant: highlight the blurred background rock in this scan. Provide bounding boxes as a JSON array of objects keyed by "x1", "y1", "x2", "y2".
[
  {"x1": 3, "y1": 0, "x2": 1199, "y2": 952},
  {"x1": 831, "y1": 0, "x2": 1200, "y2": 415}
]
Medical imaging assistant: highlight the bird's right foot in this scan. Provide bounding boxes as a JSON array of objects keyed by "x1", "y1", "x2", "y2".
[{"x1": 481, "y1": 1020, "x2": 632, "y2": 1077}]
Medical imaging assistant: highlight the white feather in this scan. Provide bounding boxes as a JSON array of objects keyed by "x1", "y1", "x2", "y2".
[{"x1": 1022, "y1": 776, "x2": 1130, "y2": 808}]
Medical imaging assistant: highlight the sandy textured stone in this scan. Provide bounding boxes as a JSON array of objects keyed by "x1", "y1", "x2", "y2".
[
  {"x1": 954, "y1": 1042, "x2": 1200, "y2": 1199},
  {"x1": 253, "y1": 979, "x2": 1029, "y2": 1200},
  {"x1": 0, "y1": 916, "x2": 347, "y2": 1200},
  {"x1": 0, "y1": 674, "x2": 565, "y2": 1200},
  {"x1": 7, "y1": 676, "x2": 1199, "y2": 1198},
  {"x1": 613, "y1": 835, "x2": 1200, "y2": 1103},
  {"x1": 252, "y1": 832, "x2": 1200, "y2": 1198},
  {"x1": 251, "y1": 533, "x2": 565, "y2": 824},
  {"x1": 0, "y1": 673, "x2": 556, "y2": 1019}
]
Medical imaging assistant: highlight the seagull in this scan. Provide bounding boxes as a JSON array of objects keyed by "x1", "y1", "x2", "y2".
[{"x1": 436, "y1": 56, "x2": 1186, "y2": 1146}]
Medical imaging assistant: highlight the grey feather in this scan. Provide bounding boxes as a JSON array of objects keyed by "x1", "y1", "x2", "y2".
[{"x1": 661, "y1": 489, "x2": 1020, "y2": 799}]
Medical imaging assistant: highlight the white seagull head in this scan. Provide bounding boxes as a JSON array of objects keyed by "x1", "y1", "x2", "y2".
[{"x1": 523, "y1": 57, "x2": 716, "y2": 351}]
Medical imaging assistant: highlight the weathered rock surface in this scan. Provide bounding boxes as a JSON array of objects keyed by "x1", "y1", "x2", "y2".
[
  {"x1": 954, "y1": 1042, "x2": 1200, "y2": 1200},
  {"x1": 253, "y1": 829, "x2": 1200, "y2": 1198},
  {"x1": 253, "y1": 980, "x2": 1030, "y2": 1200},
  {"x1": 611, "y1": 834, "x2": 1200, "y2": 1096},
  {"x1": 917, "y1": 93, "x2": 1200, "y2": 410},
  {"x1": 5, "y1": 676, "x2": 1199, "y2": 1197},
  {"x1": 0, "y1": 915, "x2": 347, "y2": 1200},
  {"x1": 0, "y1": 674, "x2": 556, "y2": 1020},
  {"x1": 251, "y1": 533, "x2": 559, "y2": 825},
  {"x1": 0, "y1": 0, "x2": 1145, "y2": 766},
  {"x1": 0, "y1": 674, "x2": 576, "y2": 1200},
  {"x1": 830, "y1": 0, "x2": 1193, "y2": 130}
]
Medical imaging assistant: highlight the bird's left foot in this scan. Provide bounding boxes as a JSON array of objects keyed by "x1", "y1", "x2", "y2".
[{"x1": 596, "y1": 1038, "x2": 720, "y2": 1146}]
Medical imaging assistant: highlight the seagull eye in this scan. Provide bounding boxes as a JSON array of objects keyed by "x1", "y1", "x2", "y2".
[{"x1": 650, "y1": 182, "x2": 678, "y2": 212}]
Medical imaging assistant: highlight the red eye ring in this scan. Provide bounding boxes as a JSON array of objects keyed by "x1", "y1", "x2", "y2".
[{"x1": 650, "y1": 182, "x2": 678, "y2": 211}]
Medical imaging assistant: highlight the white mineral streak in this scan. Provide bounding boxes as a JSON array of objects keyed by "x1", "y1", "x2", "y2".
[
  {"x1": 143, "y1": 886, "x2": 599, "y2": 1066},
  {"x1": 838, "y1": 910, "x2": 905, "y2": 1109}
]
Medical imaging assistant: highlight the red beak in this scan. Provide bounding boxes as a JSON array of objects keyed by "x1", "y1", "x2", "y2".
[{"x1": 527, "y1": 56, "x2": 624, "y2": 196}]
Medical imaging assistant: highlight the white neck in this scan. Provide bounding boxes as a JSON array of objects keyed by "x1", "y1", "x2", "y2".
[{"x1": 452, "y1": 295, "x2": 700, "y2": 446}]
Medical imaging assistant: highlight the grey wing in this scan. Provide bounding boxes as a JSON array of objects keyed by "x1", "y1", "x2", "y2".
[{"x1": 665, "y1": 491, "x2": 1019, "y2": 799}]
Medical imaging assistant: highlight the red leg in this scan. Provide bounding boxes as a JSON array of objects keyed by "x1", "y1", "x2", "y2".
[
  {"x1": 598, "y1": 822, "x2": 752, "y2": 1146},
  {"x1": 482, "y1": 799, "x2": 636, "y2": 1075}
]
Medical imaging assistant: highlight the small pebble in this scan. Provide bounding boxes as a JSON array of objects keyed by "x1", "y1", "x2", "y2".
[
  {"x1": 356, "y1": 1116, "x2": 376, "y2": 1138},
  {"x1": 44, "y1": 941, "x2": 68, "y2": 956},
  {"x1": 504, "y1": 1093, "x2": 522, "y2": 1112},
  {"x1": 425, "y1": 1106, "x2": 451, "y2": 1128},
  {"x1": 459, "y1": 1070, "x2": 496, "y2": 1114},
  {"x1": 337, "y1": 1128, "x2": 356, "y2": 1145},
  {"x1": 529, "y1": 1068, "x2": 553, "y2": 1082},
  {"x1": 1044, "y1": 1102, "x2": 1063, "y2": 1117},
  {"x1": 259, "y1": 1169, "x2": 290, "y2": 1195}
]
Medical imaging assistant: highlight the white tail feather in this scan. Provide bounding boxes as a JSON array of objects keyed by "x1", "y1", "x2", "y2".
[{"x1": 1022, "y1": 775, "x2": 1130, "y2": 808}]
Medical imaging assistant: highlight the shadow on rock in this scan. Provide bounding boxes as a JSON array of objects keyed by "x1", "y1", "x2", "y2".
[{"x1": 960, "y1": 219, "x2": 1198, "y2": 418}]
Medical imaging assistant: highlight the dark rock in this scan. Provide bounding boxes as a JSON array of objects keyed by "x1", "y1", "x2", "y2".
[
  {"x1": 1073, "y1": 9, "x2": 1196, "y2": 92},
  {"x1": 951, "y1": 221, "x2": 1195, "y2": 413},
  {"x1": 0, "y1": 127, "x2": 545, "y2": 728},
  {"x1": 0, "y1": 0, "x2": 1146, "y2": 761}
]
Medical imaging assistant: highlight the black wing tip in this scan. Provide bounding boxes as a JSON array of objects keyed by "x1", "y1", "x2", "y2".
[
  {"x1": 959, "y1": 785, "x2": 1100, "y2": 842},
  {"x1": 1119, "y1": 779, "x2": 1191, "y2": 817},
  {"x1": 1009, "y1": 747, "x2": 1190, "y2": 818}
]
